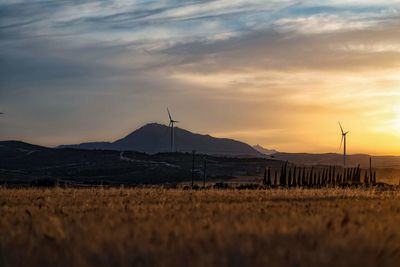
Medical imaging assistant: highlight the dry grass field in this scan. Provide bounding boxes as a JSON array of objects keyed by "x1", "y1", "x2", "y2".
[{"x1": 1, "y1": 187, "x2": 400, "y2": 267}]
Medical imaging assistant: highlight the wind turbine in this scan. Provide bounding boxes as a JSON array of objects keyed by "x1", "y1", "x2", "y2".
[
  {"x1": 167, "y1": 108, "x2": 179, "y2": 152},
  {"x1": 339, "y1": 122, "x2": 349, "y2": 168}
]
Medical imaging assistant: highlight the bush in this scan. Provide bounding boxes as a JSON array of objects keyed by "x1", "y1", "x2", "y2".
[
  {"x1": 213, "y1": 182, "x2": 229, "y2": 189},
  {"x1": 30, "y1": 178, "x2": 59, "y2": 187},
  {"x1": 236, "y1": 183, "x2": 263, "y2": 190}
]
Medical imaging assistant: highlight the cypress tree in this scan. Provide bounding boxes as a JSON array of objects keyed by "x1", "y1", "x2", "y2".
[
  {"x1": 333, "y1": 172, "x2": 339, "y2": 186},
  {"x1": 283, "y1": 161, "x2": 288, "y2": 187},
  {"x1": 369, "y1": 157, "x2": 373, "y2": 185},
  {"x1": 321, "y1": 171, "x2": 324, "y2": 187},
  {"x1": 354, "y1": 167, "x2": 358, "y2": 183},
  {"x1": 304, "y1": 170, "x2": 308, "y2": 188},
  {"x1": 263, "y1": 168, "x2": 267, "y2": 185},
  {"x1": 326, "y1": 168, "x2": 330, "y2": 187},
  {"x1": 349, "y1": 168, "x2": 353, "y2": 184},
  {"x1": 373, "y1": 171, "x2": 377, "y2": 185},
  {"x1": 313, "y1": 172, "x2": 317, "y2": 187},
  {"x1": 318, "y1": 171, "x2": 322, "y2": 187},
  {"x1": 310, "y1": 172, "x2": 314, "y2": 187},
  {"x1": 369, "y1": 169, "x2": 373, "y2": 185},
  {"x1": 332, "y1": 166, "x2": 336, "y2": 185},
  {"x1": 267, "y1": 168, "x2": 272, "y2": 186},
  {"x1": 343, "y1": 168, "x2": 346, "y2": 185},
  {"x1": 350, "y1": 168, "x2": 353, "y2": 183},
  {"x1": 328, "y1": 166, "x2": 332, "y2": 186},
  {"x1": 326, "y1": 167, "x2": 329, "y2": 186},
  {"x1": 349, "y1": 168, "x2": 354, "y2": 184},
  {"x1": 348, "y1": 168, "x2": 352, "y2": 184},
  {"x1": 297, "y1": 168, "x2": 302, "y2": 187},
  {"x1": 300, "y1": 168, "x2": 304, "y2": 187},
  {"x1": 305, "y1": 169, "x2": 310, "y2": 188}
]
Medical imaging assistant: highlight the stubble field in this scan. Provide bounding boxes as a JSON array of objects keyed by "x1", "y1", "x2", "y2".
[{"x1": 1, "y1": 187, "x2": 400, "y2": 267}]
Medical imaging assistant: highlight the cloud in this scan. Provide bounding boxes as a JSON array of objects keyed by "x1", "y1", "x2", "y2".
[
  {"x1": 1, "y1": 0, "x2": 400, "y2": 154},
  {"x1": 163, "y1": 23, "x2": 400, "y2": 75},
  {"x1": 274, "y1": 14, "x2": 375, "y2": 34}
]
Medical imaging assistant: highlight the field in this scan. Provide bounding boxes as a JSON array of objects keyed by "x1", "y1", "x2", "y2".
[{"x1": 1, "y1": 188, "x2": 400, "y2": 267}]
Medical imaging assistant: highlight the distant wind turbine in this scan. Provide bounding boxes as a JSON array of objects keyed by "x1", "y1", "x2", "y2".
[
  {"x1": 167, "y1": 108, "x2": 179, "y2": 152},
  {"x1": 339, "y1": 122, "x2": 349, "y2": 168}
]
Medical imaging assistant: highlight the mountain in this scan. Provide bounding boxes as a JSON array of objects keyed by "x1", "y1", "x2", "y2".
[
  {"x1": 253, "y1": 144, "x2": 278, "y2": 155},
  {"x1": 59, "y1": 123, "x2": 262, "y2": 157},
  {"x1": 272, "y1": 152, "x2": 400, "y2": 169}
]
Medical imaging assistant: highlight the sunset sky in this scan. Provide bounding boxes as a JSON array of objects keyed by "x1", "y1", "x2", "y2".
[{"x1": 1, "y1": 0, "x2": 400, "y2": 155}]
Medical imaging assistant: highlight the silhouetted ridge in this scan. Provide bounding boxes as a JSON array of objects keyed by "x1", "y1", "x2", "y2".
[
  {"x1": 59, "y1": 123, "x2": 262, "y2": 156},
  {"x1": 0, "y1": 140, "x2": 48, "y2": 151}
]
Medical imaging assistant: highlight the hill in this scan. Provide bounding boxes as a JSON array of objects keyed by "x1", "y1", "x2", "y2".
[
  {"x1": 59, "y1": 123, "x2": 262, "y2": 157},
  {"x1": 0, "y1": 140, "x2": 280, "y2": 186}
]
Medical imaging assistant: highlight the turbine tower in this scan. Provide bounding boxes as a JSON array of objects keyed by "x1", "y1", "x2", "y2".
[
  {"x1": 167, "y1": 108, "x2": 179, "y2": 152},
  {"x1": 339, "y1": 122, "x2": 349, "y2": 168}
]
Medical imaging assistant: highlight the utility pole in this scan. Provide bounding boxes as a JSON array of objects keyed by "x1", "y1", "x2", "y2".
[
  {"x1": 369, "y1": 157, "x2": 372, "y2": 185},
  {"x1": 203, "y1": 157, "x2": 207, "y2": 188},
  {"x1": 191, "y1": 150, "x2": 196, "y2": 188}
]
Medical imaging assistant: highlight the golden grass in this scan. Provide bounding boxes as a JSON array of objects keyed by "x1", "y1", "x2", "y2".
[{"x1": 1, "y1": 188, "x2": 400, "y2": 267}]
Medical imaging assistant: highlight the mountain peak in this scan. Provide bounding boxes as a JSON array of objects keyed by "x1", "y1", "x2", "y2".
[{"x1": 141, "y1": 122, "x2": 167, "y2": 128}]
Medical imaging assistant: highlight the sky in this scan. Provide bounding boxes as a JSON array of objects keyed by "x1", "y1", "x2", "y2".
[{"x1": 1, "y1": 0, "x2": 400, "y2": 155}]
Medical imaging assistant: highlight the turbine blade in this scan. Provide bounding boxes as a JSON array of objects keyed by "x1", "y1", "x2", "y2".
[
  {"x1": 345, "y1": 131, "x2": 349, "y2": 135},
  {"x1": 338, "y1": 121, "x2": 344, "y2": 134},
  {"x1": 167, "y1": 108, "x2": 172, "y2": 121}
]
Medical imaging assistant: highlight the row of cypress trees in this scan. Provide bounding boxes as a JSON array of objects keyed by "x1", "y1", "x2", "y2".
[{"x1": 262, "y1": 162, "x2": 377, "y2": 188}]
